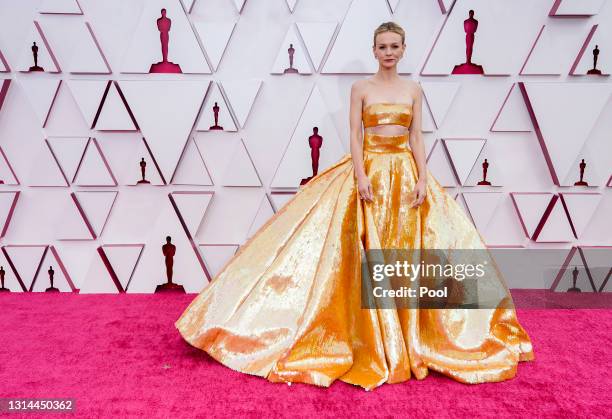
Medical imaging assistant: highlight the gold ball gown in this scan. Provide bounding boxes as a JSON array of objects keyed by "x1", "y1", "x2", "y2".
[{"x1": 175, "y1": 102, "x2": 534, "y2": 390}]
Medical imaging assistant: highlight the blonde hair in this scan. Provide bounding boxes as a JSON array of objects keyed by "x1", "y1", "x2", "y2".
[{"x1": 373, "y1": 21, "x2": 405, "y2": 46}]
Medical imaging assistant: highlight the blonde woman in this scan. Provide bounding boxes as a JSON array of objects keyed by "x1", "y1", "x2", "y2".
[{"x1": 176, "y1": 21, "x2": 534, "y2": 391}]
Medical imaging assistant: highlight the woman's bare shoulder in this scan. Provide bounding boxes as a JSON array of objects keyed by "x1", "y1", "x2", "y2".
[
  {"x1": 351, "y1": 78, "x2": 371, "y2": 92},
  {"x1": 403, "y1": 78, "x2": 421, "y2": 91}
]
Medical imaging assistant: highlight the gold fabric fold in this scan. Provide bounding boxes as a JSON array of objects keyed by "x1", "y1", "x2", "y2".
[{"x1": 175, "y1": 111, "x2": 534, "y2": 390}]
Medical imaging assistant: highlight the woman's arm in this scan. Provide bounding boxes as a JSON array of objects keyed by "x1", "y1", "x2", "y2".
[
  {"x1": 408, "y1": 82, "x2": 428, "y2": 205},
  {"x1": 349, "y1": 81, "x2": 373, "y2": 201}
]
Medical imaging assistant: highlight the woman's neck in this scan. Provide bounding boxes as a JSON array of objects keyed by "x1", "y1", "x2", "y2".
[{"x1": 372, "y1": 67, "x2": 400, "y2": 83}]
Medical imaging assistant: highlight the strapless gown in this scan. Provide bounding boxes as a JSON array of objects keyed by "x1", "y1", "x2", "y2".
[{"x1": 175, "y1": 102, "x2": 534, "y2": 390}]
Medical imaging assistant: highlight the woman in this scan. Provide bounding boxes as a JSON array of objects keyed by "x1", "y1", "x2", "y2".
[{"x1": 175, "y1": 21, "x2": 534, "y2": 391}]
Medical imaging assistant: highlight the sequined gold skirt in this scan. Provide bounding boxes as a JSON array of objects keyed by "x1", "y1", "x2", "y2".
[{"x1": 175, "y1": 132, "x2": 534, "y2": 390}]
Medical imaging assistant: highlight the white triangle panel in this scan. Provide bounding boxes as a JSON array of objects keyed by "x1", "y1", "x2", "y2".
[
  {"x1": 171, "y1": 139, "x2": 213, "y2": 186},
  {"x1": 121, "y1": 0, "x2": 210, "y2": 74},
  {"x1": 560, "y1": 193, "x2": 603, "y2": 239},
  {"x1": 221, "y1": 139, "x2": 262, "y2": 187},
  {"x1": 17, "y1": 22, "x2": 61, "y2": 72},
  {"x1": 285, "y1": 0, "x2": 298, "y2": 13},
  {"x1": 3, "y1": 246, "x2": 48, "y2": 291},
  {"x1": 46, "y1": 137, "x2": 89, "y2": 183},
  {"x1": 119, "y1": 80, "x2": 208, "y2": 182},
  {"x1": 28, "y1": 141, "x2": 69, "y2": 186},
  {"x1": 536, "y1": 198, "x2": 575, "y2": 242},
  {"x1": 95, "y1": 83, "x2": 137, "y2": 131},
  {"x1": 0, "y1": 147, "x2": 19, "y2": 185},
  {"x1": 220, "y1": 79, "x2": 261, "y2": 128},
  {"x1": 199, "y1": 244, "x2": 239, "y2": 278},
  {"x1": 462, "y1": 192, "x2": 503, "y2": 233},
  {"x1": 269, "y1": 192, "x2": 296, "y2": 212},
  {"x1": 421, "y1": 82, "x2": 460, "y2": 129},
  {"x1": 80, "y1": 253, "x2": 120, "y2": 293},
  {"x1": 73, "y1": 139, "x2": 117, "y2": 186},
  {"x1": 510, "y1": 193, "x2": 553, "y2": 239},
  {"x1": 124, "y1": 139, "x2": 166, "y2": 186},
  {"x1": 102, "y1": 244, "x2": 144, "y2": 291},
  {"x1": 68, "y1": 23, "x2": 111, "y2": 74},
  {"x1": 296, "y1": 22, "x2": 336, "y2": 72},
  {"x1": 193, "y1": 21, "x2": 236, "y2": 72},
  {"x1": 550, "y1": 0, "x2": 605, "y2": 16},
  {"x1": 246, "y1": 194, "x2": 274, "y2": 239},
  {"x1": 128, "y1": 199, "x2": 207, "y2": 293},
  {"x1": 491, "y1": 83, "x2": 532, "y2": 132},
  {"x1": 426, "y1": 140, "x2": 457, "y2": 187},
  {"x1": 523, "y1": 82, "x2": 612, "y2": 185},
  {"x1": 233, "y1": 0, "x2": 246, "y2": 13},
  {"x1": 0, "y1": 250, "x2": 23, "y2": 292},
  {"x1": 271, "y1": 25, "x2": 312, "y2": 74},
  {"x1": 66, "y1": 79, "x2": 107, "y2": 128},
  {"x1": 171, "y1": 192, "x2": 213, "y2": 238},
  {"x1": 521, "y1": 22, "x2": 593, "y2": 76},
  {"x1": 0, "y1": 192, "x2": 20, "y2": 238},
  {"x1": 271, "y1": 85, "x2": 345, "y2": 188},
  {"x1": 19, "y1": 78, "x2": 61, "y2": 126},
  {"x1": 56, "y1": 194, "x2": 94, "y2": 240},
  {"x1": 31, "y1": 247, "x2": 74, "y2": 292},
  {"x1": 75, "y1": 191, "x2": 118, "y2": 237},
  {"x1": 443, "y1": 139, "x2": 486, "y2": 186},
  {"x1": 197, "y1": 83, "x2": 236, "y2": 131},
  {"x1": 571, "y1": 25, "x2": 610, "y2": 76}
]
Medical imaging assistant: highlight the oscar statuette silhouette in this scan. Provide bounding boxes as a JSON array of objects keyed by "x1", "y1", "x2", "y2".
[
  {"x1": 300, "y1": 127, "x2": 323, "y2": 186},
  {"x1": 567, "y1": 266, "x2": 582, "y2": 292},
  {"x1": 29, "y1": 41, "x2": 44, "y2": 72},
  {"x1": 149, "y1": 9, "x2": 183, "y2": 73},
  {"x1": 209, "y1": 102, "x2": 223, "y2": 130},
  {"x1": 137, "y1": 157, "x2": 151, "y2": 184},
  {"x1": 587, "y1": 45, "x2": 602, "y2": 75},
  {"x1": 283, "y1": 43, "x2": 299, "y2": 74},
  {"x1": 574, "y1": 159, "x2": 588, "y2": 186},
  {"x1": 155, "y1": 236, "x2": 185, "y2": 293},
  {"x1": 477, "y1": 158, "x2": 491, "y2": 185},
  {"x1": 452, "y1": 10, "x2": 485, "y2": 74},
  {"x1": 0, "y1": 266, "x2": 9, "y2": 292},
  {"x1": 46, "y1": 266, "x2": 59, "y2": 292}
]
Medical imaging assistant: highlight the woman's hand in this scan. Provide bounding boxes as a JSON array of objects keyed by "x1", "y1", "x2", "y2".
[
  {"x1": 412, "y1": 178, "x2": 427, "y2": 207},
  {"x1": 357, "y1": 175, "x2": 374, "y2": 202}
]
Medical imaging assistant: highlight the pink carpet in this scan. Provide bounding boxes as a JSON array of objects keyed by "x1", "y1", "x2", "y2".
[{"x1": 1, "y1": 293, "x2": 610, "y2": 418}]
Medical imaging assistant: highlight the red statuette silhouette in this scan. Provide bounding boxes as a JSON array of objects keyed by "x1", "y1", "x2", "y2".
[
  {"x1": 587, "y1": 45, "x2": 602, "y2": 75},
  {"x1": 283, "y1": 43, "x2": 298, "y2": 74},
  {"x1": 0, "y1": 266, "x2": 9, "y2": 292},
  {"x1": 300, "y1": 127, "x2": 323, "y2": 186},
  {"x1": 452, "y1": 10, "x2": 485, "y2": 75},
  {"x1": 477, "y1": 158, "x2": 491, "y2": 185},
  {"x1": 46, "y1": 265, "x2": 59, "y2": 292},
  {"x1": 29, "y1": 41, "x2": 44, "y2": 72},
  {"x1": 149, "y1": 9, "x2": 183, "y2": 74},
  {"x1": 209, "y1": 102, "x2": 223, "y2": 130},
  {"x1": 567, "y1": 266, "x2": 582, "y2": 292},
  {"x1": 574, "y1": 159, "x2": 588, "y2": 186},
  {"x1": 137, "y1": 157, "x2": 150, "y2": 184},
  {"x1": 155, "y1": 236, "x2": 185, "y2": 293}
]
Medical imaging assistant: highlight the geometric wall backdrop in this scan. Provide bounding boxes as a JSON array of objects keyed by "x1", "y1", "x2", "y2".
[{"x1": 0, "y1": 0, "x2": 610, "y2": 293}]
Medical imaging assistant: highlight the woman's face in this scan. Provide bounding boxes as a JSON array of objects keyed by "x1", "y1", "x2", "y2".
[{"x1": 373, "y1": 31, "x2": 405, "y2": 68}]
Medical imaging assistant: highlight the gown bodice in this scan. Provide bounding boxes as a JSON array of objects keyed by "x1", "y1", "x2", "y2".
[
  {"x1": 362, "y1": 103, "x2": 413, "y2": 153},
  {"x1": 362, "y1": 102, "x2": 413, "y2": 129}
]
